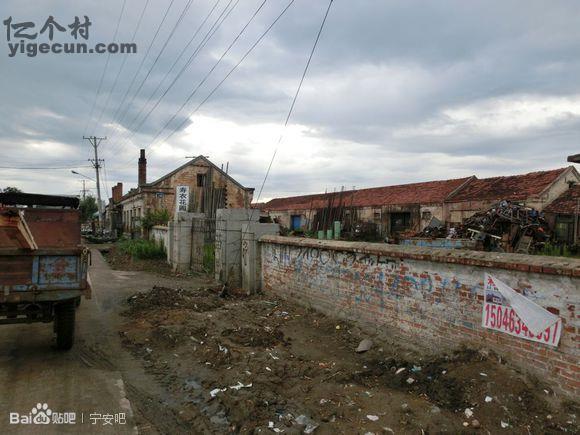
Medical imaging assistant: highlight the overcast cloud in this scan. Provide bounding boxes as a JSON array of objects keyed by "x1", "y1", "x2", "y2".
[{"x1": 0, "y1": 0, "x2": 579, "y2": 200}]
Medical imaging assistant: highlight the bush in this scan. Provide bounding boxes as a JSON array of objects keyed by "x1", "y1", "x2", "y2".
[
  {"x1": 118, "y1": 239, "x2": 166, "y2": 260},
  {"x1": 141, "y1": 209, "x2": 170, "y2": 230}
]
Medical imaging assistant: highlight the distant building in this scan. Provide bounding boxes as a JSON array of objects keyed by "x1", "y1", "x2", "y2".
[
  {"x1": 111, "y1": 150, "x2": 254, "y2": 235},
  {"x1": 443, "y1": 167, "x2": 579, "y2": 224},
  {"x1": 264, "y1": 177, "x2": 473, "y2": 236},
  {"x1": 544, "y1": 185, "x2": 580, "y2": 245},
  {"x1": 261, "y1": 166, "x2": 580, "y2": 238}
]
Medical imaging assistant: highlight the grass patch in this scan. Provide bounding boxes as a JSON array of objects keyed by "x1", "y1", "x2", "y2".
[
  {"x1": 536, "y1": 242, "x2": 580, "y2": 258},
  {"x1": 118, "y1": 238, "x2": 166, "y2": 260},
  {"x1": 202, "y1": 243, "x2": 215, "y2": 273}
]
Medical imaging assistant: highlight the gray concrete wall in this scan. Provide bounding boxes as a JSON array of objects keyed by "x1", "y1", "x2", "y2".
[
  {"x1": 166, "y1": 212, "x2": 204, "y2": 273},
  {"x1": 241, "y1": 223, "x2": 279, "y2": 294},
  {"x1": 215, "y1": 209, "x2": 259, "y2": 287}
]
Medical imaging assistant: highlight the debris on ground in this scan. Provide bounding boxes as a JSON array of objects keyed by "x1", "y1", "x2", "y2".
[
  {"x1": 356, "y1": 338, "x2": 373, "y2": 353},
  {"x1": 410, "y1": 200, "x2": 551, "y2": 253},
  {"x1": 120, "y1": 286, "x2": 578, "y2": 433}
]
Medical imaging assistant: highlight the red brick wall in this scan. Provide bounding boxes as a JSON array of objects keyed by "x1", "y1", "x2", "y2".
[
  {"x1": 152, "y1": 162, "x2": 250, "y2": 216},
  {"x1": 260, "y1": 236, "x2": 579, "y2": 398}
]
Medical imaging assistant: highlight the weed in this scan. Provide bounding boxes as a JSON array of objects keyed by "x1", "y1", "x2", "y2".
[{"x1": 118, "y1": 239, "x2": 166, "y2": 260}]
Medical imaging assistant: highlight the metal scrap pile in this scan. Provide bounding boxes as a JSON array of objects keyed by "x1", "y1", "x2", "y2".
[
  {"x1": 453, "y1": 201, "x2": 551, "y2": 253},
  {"x1": 415, "y1": 217, "x2": 447, "y2": 238}
]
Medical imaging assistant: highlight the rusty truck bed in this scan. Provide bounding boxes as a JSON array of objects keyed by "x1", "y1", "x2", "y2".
[{"x1": 0, "y1": 207, "x2": 90, "y2": 303}]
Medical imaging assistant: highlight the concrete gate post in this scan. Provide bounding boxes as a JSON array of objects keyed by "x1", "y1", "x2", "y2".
[
  {"x1": 214, "y1": 209, "x2": 261, "y2": 287},
  {"x1": 241, "y1": 222, "x2": 279, "y2": 294}
]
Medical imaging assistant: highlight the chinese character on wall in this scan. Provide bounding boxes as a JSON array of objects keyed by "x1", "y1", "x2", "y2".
[{"x1": 176, "y1": 185, "x2": 189, "y2": 212}]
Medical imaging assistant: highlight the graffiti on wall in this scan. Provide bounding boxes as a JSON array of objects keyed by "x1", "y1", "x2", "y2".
[{"x1": 263, "y1": 242, "x2": 483, "y2": 320}]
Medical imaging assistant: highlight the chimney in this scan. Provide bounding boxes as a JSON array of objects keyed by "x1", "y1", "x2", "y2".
[
  {"x1": 138, "y1": 149, "x2": 147, "y2": 186},
  {"x1": 112, "y1": 182, "x2": 123, "y2": 203}
]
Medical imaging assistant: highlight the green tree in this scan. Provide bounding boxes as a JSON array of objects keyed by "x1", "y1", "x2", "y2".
[
  {"x1": 79, "y1": 195, "x2": 98, "y2": 223},
  {"x1": 1, "y1": 186, "x2": 22, "y2": 193},
  {"x1": 141, "y1": 209, "x2": 170, "y2": 230}
]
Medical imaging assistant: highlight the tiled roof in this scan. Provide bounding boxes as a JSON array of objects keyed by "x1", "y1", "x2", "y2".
[
  {"x1": 264, "y1": 177, "x2": 473, "y2": 211},
  {"x1": 544, "y1": 185, "x2": 580, "y2": 214},
  {"x1": 446, "y1": 168, "x2": 568, "y2": 203}
]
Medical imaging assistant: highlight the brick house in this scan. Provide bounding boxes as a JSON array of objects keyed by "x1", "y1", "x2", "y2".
[
  {"x1": 262, "y1": 166, "x2": 580, "y2": 237},
  {"x1": 116, "y1": 150, "x2": 254, "y2": 234},
  {"x1": 443, "y1": 167, "x2": 580, "y2": 224},
  {"x1": 264, "y1": 177, "x2": 473, "y2": 237},
  {"x1": 103, "y1": 182, "x2": 124, "y2": 236},
  {"x1": 544, "y1": 185, "x2": 580, "y2": 245}
]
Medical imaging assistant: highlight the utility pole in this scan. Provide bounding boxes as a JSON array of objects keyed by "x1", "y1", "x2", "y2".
[
  {"x1": 83, "y1": 136, "x2": 106, "y2": 233},
  {"x1": 80, "y1": 180, "x2": 87, "y2": 200},
  {"x1": 575, "y1": 198, "x2": 579, "y2": 246}
]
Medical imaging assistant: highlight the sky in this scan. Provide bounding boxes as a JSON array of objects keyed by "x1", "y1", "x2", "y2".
[{"x1": 0, "y1": 0, "x2": 579, "y2": 202}]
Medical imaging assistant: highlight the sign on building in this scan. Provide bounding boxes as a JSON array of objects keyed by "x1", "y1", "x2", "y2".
[
  {"x1": 176, "y1": 185, "x2": 189, "y2": 212},
  {"x1": 482, "y1": 273, "x2": 561, "y2": 347}
]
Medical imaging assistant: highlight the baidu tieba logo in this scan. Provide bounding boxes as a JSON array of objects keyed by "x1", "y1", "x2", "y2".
[
  {"x1": 9, "y1": 403, "x2": 127, "y2": 426},
  {"x1": 11, "y1": 403, "x2": 52, "y2": 425},
  {"x1": 10, "y1": 403, "x2": 77, "y2": 425}
]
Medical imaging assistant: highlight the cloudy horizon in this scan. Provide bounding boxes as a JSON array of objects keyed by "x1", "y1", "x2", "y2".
[{"x1": 1, "y1": 0, "x2": 579, "y2": 201}]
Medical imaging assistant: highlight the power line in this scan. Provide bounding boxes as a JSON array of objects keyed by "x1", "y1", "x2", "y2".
[
  {"x1": 108, "y1": 0, "x2": 223, "y2": 154},
  {"x1": 0, "y1": 165, "x2": 93, "y2": 170},
  {"x1": 107, "y1": 0, "x2": 177, "y2": 131},
  {"x1": 251, "y1": 0, "x2": 334, "y2": 211},
  {"x1": 122, "y1": 0, "x2": 296, "y2": 167},
  {"x1": 114, "y1": 0, "x2": 196, "y2": 130},
  {"x1": 105, "y1": 0, "x2": 228, "y2": 159},
  {"x1": 83, "y1": 0, "x2": 127, "y2": 136},
  {"x1": 95, "y1": 0, "x2": 151, "y2": 136},
  {"x1": 110, "y1": 0, "x2": 238, "y2": 157},
  {"x1": 143, "y1": 0, "x2": 266, "y2": 147}
]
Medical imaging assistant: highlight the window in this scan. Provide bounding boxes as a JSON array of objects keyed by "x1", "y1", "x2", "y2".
[
  {"x1": 390, "y1": 212, "x2": 411, "y2": 233},
  {"x1": 555, "y1": 216, "x2": 574, "y2": 243},
  {"x1": 197, "y1": 173, "x2": 206, "y2": 187},
  {"x1": 373, "y1": 210, "x2": 381, "y2": 221}
]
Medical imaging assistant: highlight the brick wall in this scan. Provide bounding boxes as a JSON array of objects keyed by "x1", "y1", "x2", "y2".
[{"x1": 260, "y1": 236, "x2": 580, "y2": 398}]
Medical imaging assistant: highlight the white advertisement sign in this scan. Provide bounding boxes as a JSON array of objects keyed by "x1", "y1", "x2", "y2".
[
  {"x1": 176, "y1": 185, "x2": 189, "y2": 212},
  {"x1": 482, "y1": 273, "x2": 561, "y2": 347}
]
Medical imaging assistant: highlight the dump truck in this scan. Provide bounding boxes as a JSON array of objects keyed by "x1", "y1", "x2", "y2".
[{"x1": 0, "y1": 192, "x2": 91, "y2": 350}]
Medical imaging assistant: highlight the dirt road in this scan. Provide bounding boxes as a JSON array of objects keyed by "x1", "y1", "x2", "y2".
[
  {"x1": 120, "y1": 285, "x2": 578, "y2": 434},
  {"x1": 0, "y1": 248, "x2": 210, "y2": 434},
  {"x1": 0, "y1": 249, "x2": 577, "y2": 434}
]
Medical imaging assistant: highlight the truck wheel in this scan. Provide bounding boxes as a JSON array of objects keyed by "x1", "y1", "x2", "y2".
[{"x1": 55, "y1": 302, "x2": 75, "y2": 350}]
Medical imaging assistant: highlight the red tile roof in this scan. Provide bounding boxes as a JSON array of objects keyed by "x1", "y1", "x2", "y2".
[
  {"x1": 446, "y1": 168, "x2": 568, "y2": 203},
  {"x1": 264, "y1": 177, "x2": 473, "y2": 211},
  {"x1": 544, "y1": 185, "x2": 580, "y2": 214}
]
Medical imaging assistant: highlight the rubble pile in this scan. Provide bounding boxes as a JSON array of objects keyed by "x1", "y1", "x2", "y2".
[
  {"x1": 126, "y1": 285, "x2": 222, "y2": 312},
  {"x1": 411, "y1": 201, "x2": 551, "y2": 253},
  {"x1": 415, "y1": 225, "x2": 447, "y2": 238}
]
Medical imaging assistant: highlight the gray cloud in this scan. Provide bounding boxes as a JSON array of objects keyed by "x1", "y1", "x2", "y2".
[{"x1": 0, "y1": 0, "x2": 579, "y2": 200}]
